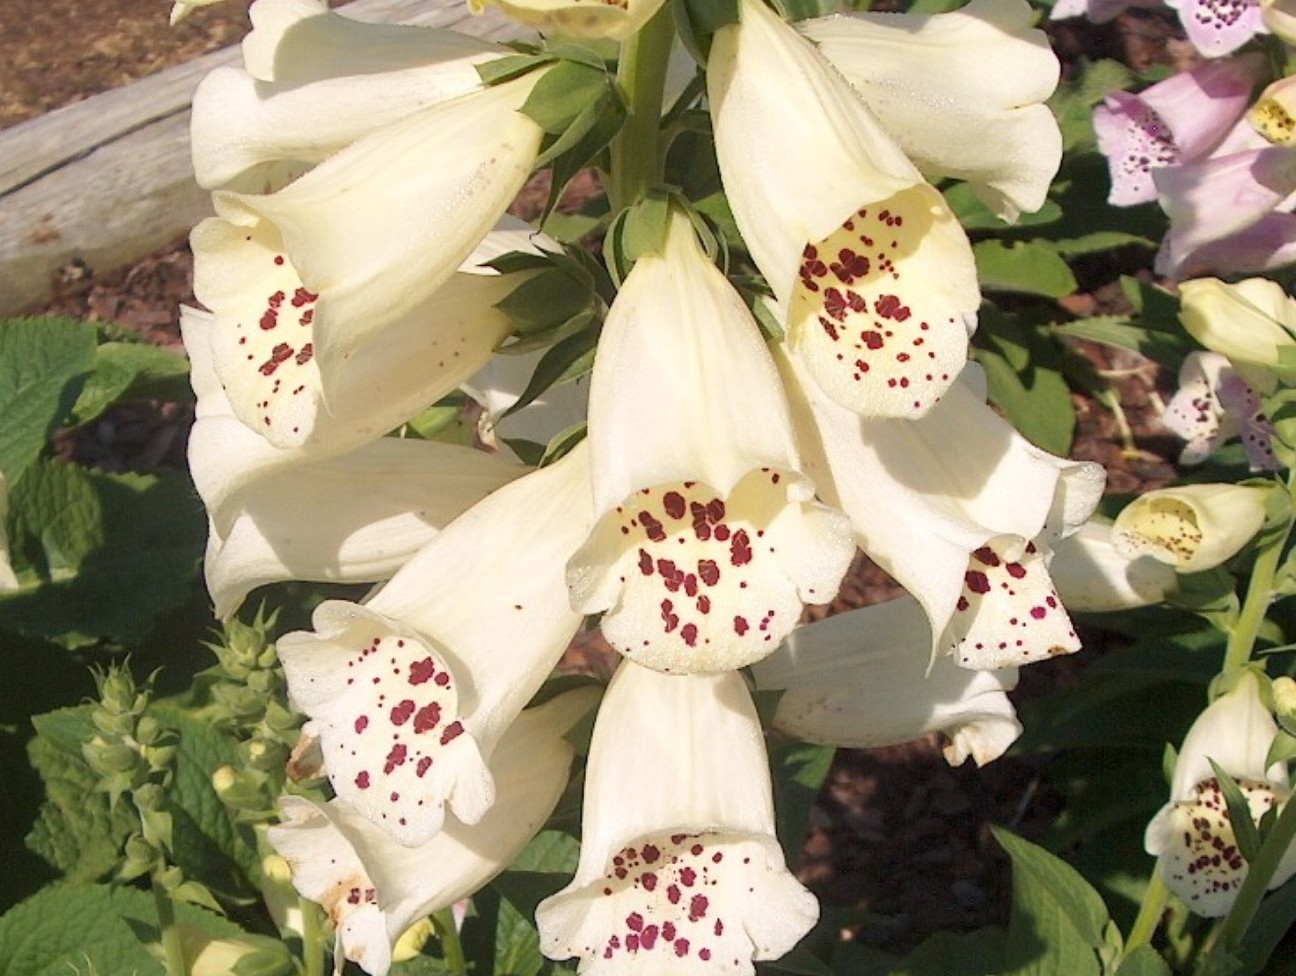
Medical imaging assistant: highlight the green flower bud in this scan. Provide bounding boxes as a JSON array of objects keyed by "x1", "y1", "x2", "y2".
[{"x1": 1274, "y1": 676, "x2": 1296, "y2": 735}]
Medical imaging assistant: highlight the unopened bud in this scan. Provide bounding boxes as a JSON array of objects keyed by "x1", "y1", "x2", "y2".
[{"x1": 1274, "y1": 676, "x2": 1296, "y2": 735}]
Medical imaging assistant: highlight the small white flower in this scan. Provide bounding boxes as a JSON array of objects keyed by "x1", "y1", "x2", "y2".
[{"x1": 1112, "y1": 483, "x2": 1269, "y2": 573}]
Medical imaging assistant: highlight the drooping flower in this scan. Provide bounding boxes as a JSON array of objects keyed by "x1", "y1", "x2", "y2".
[
  {"x1": 708, "y1": 0, "x2": 980, "y2": 419},
  {"x1": 801, "y1": 0, "x2": 1062, "y2": 221},
  {"x1": 190, "y1": 76, "x2": 547, "y2": 448},
  {"x1": 277, "y1": 442, "x2": 593, "y2": 847},
  {"x1": 191, "y1": 0, "x2": 510, "y2": 192},
  {"x1": 1145, "y1": 670, "x2": 1296, "y2": 916},
  {"x1": 1177, "y1": 277, "x2": 1296, "y2": 394},
  {"x1": 1093, "y1": 57, "x2": 1264, "y2": 206},
  {"x1": 269, "y1": 688, "x2": 599, "y2": 976},
  {"x1": 468, "y1": 0, "x2": 669, "y2": 39},
  {"x1": 537, "y1": 662, "x2": 819, "y2": 974},
  {"x1": 1048, "y1": 518, "x2": 1179, "y2": 611},
  {"x1": 779, "y1": 348, "x2": 1105, "y2": 670},
  {"x1": 1111, "y1": 483, "x2": 1270, "y2": 573},
  {"x1": 1165, "y1": 0, "x2": 1267, "y2": 57},
  {"x1": 1162, "y1": 350, "x2": 1278, "y2": 471},
  {"x1": 565, "y1": 208, "x2": 854, "y2": 675},
  {"x1": 751, "y1": 596, "x2": 1023, "y2": 767}
]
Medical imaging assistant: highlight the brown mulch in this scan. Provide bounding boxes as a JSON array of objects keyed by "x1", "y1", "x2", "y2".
[{"x1": 3, "y1": 0, "x2": 1193, "y2": 956}]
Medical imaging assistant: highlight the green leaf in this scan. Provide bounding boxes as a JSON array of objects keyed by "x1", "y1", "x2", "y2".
[
  {"x1": 1115, "y1": 945, "x2": 1172, "y2": 976},
  {"x1": 771, "y1": 742, "x2": 834, "y2": 857},
  {"x1": 1, "y1": 461, "x2": 205, "y2": 647},
  {"x1": 975, "y1": 308, "x2": 1076, "y2": 455},
  {"x1": 1207, "y1": 759, "x2": 1263, "y2": 863},
  {"x1": 522, "y1": 61, "x2": 612, "y2": 135},
  {"x1": 994, "y1": 826, "x2": 1108, "y2": 976},
  {"x1": 1051, "y1": 231, "x2": 1156, "y2": 257},
  {"x1": 1237, "y1": 874, "x2": 1296, "y2": 974},
  {"x1": 24, "y1": 705, "x2": 137, "y2": 881},
  {"x1": 943, "y1": 183, "x2": 1062, "y2": 231},
  {"x1": 0, "y1": 884, "x2": 164, "y2": 976},
  {"x1": 70, "y1": 342, "x2": 191, "y2": 428},
  {"x1": 500, "y1": 327, "x2": 598, "y2": 421},
  {"x1": 152, "y1": 705, "x2": 260, "y2": 899},
  {"x1": 896, "y1": 928, "x2": 1007, "y2": 975},
  {"x1": 973, "y1": 240, "x2": 1078, "y2": 298},
  {"x1": 1051, "y1": 316, "x2": 1193, "y2": 373},
  {"x1": 0, "y1": 317, "x2": 95, "y2": 485}
]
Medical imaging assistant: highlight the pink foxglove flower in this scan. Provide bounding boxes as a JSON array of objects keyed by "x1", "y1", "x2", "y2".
[
  {"x1": 1094, "y1": 57, "x2": 1263, "y2": 206},
  {"x1": 1145, "y1": 671, "x2": 1296, "y2": 916},
  {"x1": 801, "y1": 0, "x2": 1062, "y2": 221},
  {"x1": 536, "y1": 663, "x2": 819, "y2": 974},
  {"x1": 752, "y1": 596, "x2": 1023, "y2": 767},
  {"x1": 277, "y1": 443, "x2": 593, "y2": 847},
  {"x1": 708, "y1": 0, "x2": 980, "y2": 420},
  {"x1": 566, "y1": 209, "x2": 854, "y2": 675},
  {"x1": 1166, "y1": 0, "x2": 1267, "y2": 56},
  {"x1": 269, "y1": 689, "x2": 598, "y2": 976},
  {"x1": 1049, "y1": 0, "x2": 1161, "y2": 23},
  {"x1": 1162, "y1": 350, "x2": 1278, "y2": 470}
]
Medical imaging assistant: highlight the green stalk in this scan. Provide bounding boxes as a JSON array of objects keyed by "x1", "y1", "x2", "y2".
[
  {"x1": 608, "y1": 4, "x2": 676, "y2": 211},
  {"x1": 152, "y1": 876, "x2": 189, "y2": 976},
  {"x1": 1222, "y1": 519, "x2": 1289, "y2": 673},
  {"x1": 1216, "y1": 793, "x2": 1296, "y2": 952},
  {"x1": 433, "y1": 908, "x2": 468, "y2": 976},
  {"x1": 1124, "y1": 872, "x2": 1170, "y2": 955},
  {"x1": 301, "y1": 898, "x2": 326, "y2": 976}
]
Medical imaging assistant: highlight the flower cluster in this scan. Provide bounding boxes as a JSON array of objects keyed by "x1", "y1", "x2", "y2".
[{"x1": 181, "y1": 1, "x2": 1113, "y2": 972}]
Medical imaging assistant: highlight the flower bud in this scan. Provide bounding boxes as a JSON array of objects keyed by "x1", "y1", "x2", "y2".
[
  {"x1": 83, "y1": 738, "x2": 139, "y2": 776},
  {"x1": 1179, "y1": 277, "x2": 1296, "y2": 394},
  {"x1": 1273, "y1": 676, "x2": 1296, "y2": 735},
  {"x1": 392, "y1": 917, "x2": 435, "y2": 964},
  {"x1": 1112, "y1": 483, "x2": 1269, "y2": 572}
]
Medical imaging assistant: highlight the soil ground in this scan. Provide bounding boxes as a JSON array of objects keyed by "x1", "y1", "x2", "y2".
[{"x1": 1, "y1": 0, "x2": 1191, "y2": 954}]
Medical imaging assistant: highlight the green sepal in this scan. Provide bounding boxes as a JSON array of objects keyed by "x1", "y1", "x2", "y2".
[
  {"x1": 500, "y1": 326, "x2": 599, "y2": 422},
  {"x1": 476, "y1": 51, "x2": 553, "y2": 86},
  {"x1": 1207, "y1": 759, "x2": 1263, "y2": 863},
  {"x1": 672, "y1": 0, "x2": 739, "y2": 63}
]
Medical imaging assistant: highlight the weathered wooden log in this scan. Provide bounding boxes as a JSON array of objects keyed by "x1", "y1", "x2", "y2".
[{"x1": 0, "y1": 0, "x2": 525, "y2": 316}]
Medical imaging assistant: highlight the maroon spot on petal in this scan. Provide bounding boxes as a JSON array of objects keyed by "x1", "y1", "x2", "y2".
[
  {"x1": 663, "y1": 491, "x2": 686, "y2": 519},
  {"x1": 734, "y1": 615, "x2": 750, "y2": 636},
  {"x1": 383, "y1": 744, "x2": 407, "y2": 774},
  {"x1": 626, "y1": 912, "x2": 644, "y2": 932},
  {"x1": 355, "y1": 771, "x2": 370, "y2": 789},
  {"x1": 965, "y1": 571, "x2": 991, "y2": 594},
  {"x1": 730, "y1": 530, "x2": 753, "y2": 567},
  {"x1": 413, "y1": 703, "x2": 442, "y2": 734},
  {"x1": 1030, "y1": 606, "x2": 1048, "y2": 620},
  {"x1": 698, "y1": 559, "x2": 720, "y2": 586},
  {"x1": 390, "y1": 700, "x2": 415, "y2": 726},
  {"x1": 354, "y1": 715, "x2": 369, "y2": 734},
  {"x1": 416, "y1": 757, "x2": 432, "y2": 777},
  {"x1": 972, "y1": 546, "x2": 1000, "y2": 566},
  {"x1": 1006, "y1": 562, "x2": 1027, "y2": 579},
  {"x1": 408, "y1": 658, "x2": 436, "y2": 685},
  {"x1": 440, "y1": 720, "x2": 464, "y2": 745},
  {"x1": 681, "y1": 623, "x2": 699, "y2": 647},
  {"x1": 689, "y1": 894, "x2": 709, "y2": 921},
  {"x1": 640, "y1": 511, "x2": 666, "y2": 543}
]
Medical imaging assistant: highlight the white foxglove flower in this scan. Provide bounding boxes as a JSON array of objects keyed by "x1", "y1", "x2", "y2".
[
  {"x1": 183, "y1": 307, "x2": 527, "y2": 617},
  {"x1": 1162, "y1": 350, "x2": 1277, "y2": 471},
  {"x1": 1146, "y1": 671, "x2": 1296, "y2": 916},
  {"x1": 781, "y1": 348, "x2": 1104, "y2": 669},
  {"x1": 566, "y1": 209, "x2": 854, "y2": 675},
  {"x1": 191, "y1": 78, "x2": 545, "y2": 449},
  {"x1": 801, "y1": 0, "x2": 1061, "y2": 222},
  {"x1": 469, "y1": 0, "x2": 669, "y2": 39},
  {"x1": 709, "y1": 0, "x2": 980, "y2": 420},
  {"x1": 1112, "y1": 483, "x2": 1269, "y2": 573},
  {"x1": 1178, "y1": 277, "x2": 1296, "y2": 395},
  {"x1": 1048, "y1": 519, "x2": 1178, "y2": 612},
  {"x1": 192, "y1": 0, "x2": 509, "y2": 191},
  {"x1": 753, "y1": 596, "x2": 1022, "y2": 767},
  {"x1": 269, "y1": 689, "x2": 598, "y2": 976},
  {"x1": 537, "y1": 663, "x2": 818, "y2": 973},
  {"x1": 278, "y1": 443, "x2": 593, "y2": 847},
  {"x1": 191, "y1": 212, "x2": 540, "y2": 452}
]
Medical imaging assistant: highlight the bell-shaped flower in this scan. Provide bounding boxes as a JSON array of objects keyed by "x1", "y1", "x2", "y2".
[
  {"x1": 191, "y1": 74, "x2": 546, "y2": 448},
  {"x1": 537, "y1": 662, "x2": 819, "y2": 973},
  {"x1": 1165, "y1": 0, "x2": 1267, "y2": 57},
  {"x1": 752, "y1": 596, "x2": 1022, "y2": 767},
  {"x1": 1178, "y1": 276, "x2": 1296, "y2": 394},
  {"x1": 268, "y1": 688, "x2": 599, "y2": 976},
  {"x1": 1162, "y1": 350, "x2": 1278, "y2": 471},
  {"x1": 566, "y1": 209, "x2": 854, "y2": 675},
  {"x1": 191, "y1": 207, "x2": 545, "y2": 453},
  {"x1": 1111, "y1": 482, "x2": 1269, "y2": 573},
  {"x1": 1094, "y1": 57, "x2": 1263, "y2": 206},
  {"x1": 1145, "y1": 670, "x2": 1296, "y2": 916},
  {"x1": 708, "y1": 0, "x2": 980, "y2": 419},
  {"x1": 1048, "y1": 518, "x2": 1179, "y2": 612},
  {"x1": 277, "y1": 442, "x2": 593, "y2": 847},
  {"x1": 1249, "y1": 76, "x2": 1296, "y2": 148},
  {"x1": 191, "y1": 0, "x2": 510, "y2": 191},
  {"x1": 800, "y1": 0, "x2": 1061, "y2": 222},
  {"x1": 780, "y1": 347, "x2": 1104, "y2": 670},
  {"x1": 1168, "y1": 212, "x2": 1296, "y2": 279},
  {"x1": 1154, "y1": 145, "x2": 1296, "y2": 279},
  {"x1": 182, "y1": 306, "x2": 528, "y2": 617},
  {"x1": 468, "y1": 0, "x2": 668, "y2": 39}
]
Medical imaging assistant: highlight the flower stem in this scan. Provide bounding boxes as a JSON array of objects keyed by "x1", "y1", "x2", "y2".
[
  {"x1": 434, "y1": 908, "x2": 468, "y2": 976},
  {"x1": 1124, "y1": 871, "x2": 1169, "y2": 955},
  {"x1": 608, "y1": 5, "x2": 675, "y2": 211},
  {"x1": 152, "y1": 876, "x2": 188, "y2": 976},
  {"x1": 1222, "y1": 515, "x2": 1288, "y2": 673},
  {"x1": 301, "y1": 898, "x2": 326, "y2": 976},
  {"x1": 1216, "y1": 793, "x2": 1296, "y2": 952}
]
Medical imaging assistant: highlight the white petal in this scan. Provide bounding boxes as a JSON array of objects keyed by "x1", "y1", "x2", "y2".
[
  {"x1": 461, "y1": 348, "x2": 590, "y2": 458},
  {"x1": 709, "y1": 0, "x2": 979, "y2": 418},
  {"x1": 568, "y1": 211, "x2": 854, "y2": 673},
  {"x1": 202, "y1": 76, "x2": 544, "y2": 385},
  {"x1": 477, "y1": 0, "x2": 669, "y2": 39},
  {"x1": 753, "y1": 597, "x2": 1022, "y2": 766},
  {"x1": 203, "y1": 437, "x2": 525, "y2": 618},
  {"x1": 1049, "y1": 519, "x2": 1178, "y2": 612},
  {"x1": 1170, "y1": 670, "x2": 1286, "y2": 800},
  {"x1": 537, "y1": 663, "x2": 818, "y2": 973},
  {"x1": 268, "y1": 689, "x2": 597, "y2": 975},
  {"x1": 803, "y1": 0, "x2": 1061, "y2": 220}
]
